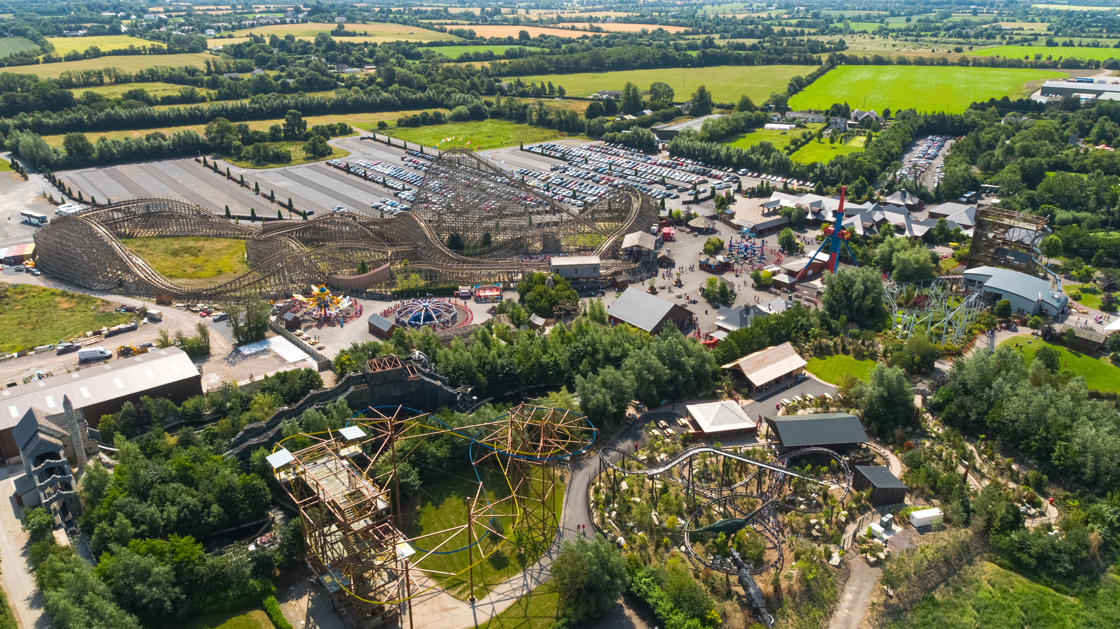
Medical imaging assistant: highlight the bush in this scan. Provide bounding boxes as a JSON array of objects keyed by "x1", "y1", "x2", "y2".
[{"x1": 262, "y1": 595, "x2": 293, "y2": 629}]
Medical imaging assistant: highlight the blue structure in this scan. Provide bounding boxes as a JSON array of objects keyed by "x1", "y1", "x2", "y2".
[{"x1": 797, "y1": 185, "x2": 858, "y2": 281}]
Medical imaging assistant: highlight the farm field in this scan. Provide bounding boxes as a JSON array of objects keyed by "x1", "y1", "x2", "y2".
[
  {"x1": 46, "y1": 35, "x2": 163, "y2": 56},
  {"x1": 1032, "y1": 2, "x2": 1116, "y2": 9},
  {"x1": 387, "y1": 119, "x2": 568, "y2": 150},
  {"x1": 183, "y1": 608, "x2": 277, "y2": 629},
  {"x1": 0, "y1": 284, "x2": 134, "y2": 353},
  {"x1": 1, "y1": 52, "x2": 211, "y2": 78},
  {"x1": 812, "y1": 35, "x2": 960, "y2": 58},
  {"x1": 805, "y1": 354, "x2": 877, "y2": 384},
  {"x1": 886, "y1": 561, "x2": 1120, "y2": 629},
  {"x1": 999, "y1": 334, "x2": 1120, "y2": 394},
  {"x1": 72, "y1": 81, "x2": 216, "y2": 99},
  {"x1": 208, "y1": 21, "x2": 458, "y2": 46},
  {"x1": 437, "y1": 24, "x2": 601, "y2": 38},
  {"x1": 791, "y1": 134, "x2": 868, "y2": 163},
  {"x1": 788, "y1": 65, "x2": 1067, "y2": 113},
  {"x1": 0, "y1": 36, "x2": 37, "y2": 57},
  {"x1": 969, "y1": 44, "x2": 1120, "y2": 61},
  {"x1": 120, "y1": 237, "x2": 249, "y2": 280},
  {"x1": 427, "y1": 44, "x2": 542, "y2": 58},
  {"x1": 556, "y1": 21, "x2": 690, "y2": 33},
  {"x1": 725, "y1": 124, "x2": 820, "y2": 151},
  {"x1": 515, "y1": 65, "x2": 816, "y2": 104}
]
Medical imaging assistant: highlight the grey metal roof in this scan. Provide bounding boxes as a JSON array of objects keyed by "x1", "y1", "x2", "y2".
[
  {"x1": 608, "y1": 287, "x2": 675, "y2": 333},
  {"x1": 621, "y1": 231, "x2": 656, "y2": 250},
  {"x1": 0, "y1": 348, "x2": 199, "y2": 431},
  {"x1": 855, "y1": 465, "x2": 907, "y2": 490},
  {"x1": 367, "y1": 313, "x2": 395, "y2": 332},
  {"x1": 962, "y1": 266, "x2": 1067, "y2": 310},
  {"x1": 768, "y1": 413, "x2": 868, "y2": 448}
]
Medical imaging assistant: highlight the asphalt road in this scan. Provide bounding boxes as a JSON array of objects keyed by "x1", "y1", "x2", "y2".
[{"x1": 0, "y1": 465, "x2": 48, "y2": 629}]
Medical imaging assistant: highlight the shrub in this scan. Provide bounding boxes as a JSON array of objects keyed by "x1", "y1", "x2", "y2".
[{"x1": 262, "y1": 595, "x2": 292, "y2": 629}]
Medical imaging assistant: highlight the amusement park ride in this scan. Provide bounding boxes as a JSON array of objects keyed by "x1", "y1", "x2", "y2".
[{"x1": 797, "y1": 185, "x2": 858, "y2": 281}]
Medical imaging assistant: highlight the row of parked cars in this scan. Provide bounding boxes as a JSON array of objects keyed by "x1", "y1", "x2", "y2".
[{"x1": 895, "y1": 135, "x2": 951, "y2": 184}]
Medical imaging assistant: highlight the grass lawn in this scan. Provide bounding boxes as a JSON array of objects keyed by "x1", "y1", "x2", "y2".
[
  {"x1": 209, "y1": 21, "x2": 457, "y2": 47},
  {"x1": 121, "y1": 237, "x2": 249, "y2": 280},
  {"x1": 2, "y1": 53, "x2": 211, "y2": 78},
  {"x1": 404, "y1": 468, "x2": 564, "y2": 600},
  {"x1": 387, "y1": 119, "x2": 568, "y2": 150},
  {"x1": 791, "y1": 134, "x2": 868, "y2": 163},
  {"x1": 515, "y1": 65, "x2": 817, "y2": 104},
  {"x1": 481, "y1": 581, "x2": 560, "y2": 629},
  {"x1": 222, "y1": 139, "x2": 350, "y2": 169},
  {"x1": 999, "y1": 334, "x2": 1120, "y2": 394},
  {"x1": 806, "y1": 354, "x2": 877, "y2": 384},
  {"x1": 1065, "y1": 284, "x2": 1103, "y2": 310},
  {"x1": 887, "y1": 561, "x2": 1120, "y2": 629},
  {"x1": 969, "y1": 45, "x2": 1120, "y2": 62},
  {"x1": 788, "y1": 65, "x2": 1067, "y2": 113},
  {"x1": 725, "y1": 125, "x2": 818, "y2": 151},
  {"x1": 939, "y1": 256, "x2": 962, "y2": 273},
  {"x1": 0, "y1": 36, "x2": 37, "y2": 57},
  {"x1": 72, "y1": 81, "x2": 215, "y2": 100},
  {"x1": 0, "y1": 284, "x2": 133, "y2": 353},
  {"x1": 427, "y1": 44, "x2": 542, "y2": 58},
  {"x1": 0, "y1": 159, "x2": 11, "y2": 172},
  {"x1": 183, "y1": 609, "x2": 276, "y2": 629},
  {"x1": 45, "y1": 35, "x2": 163, "y2": 56}
]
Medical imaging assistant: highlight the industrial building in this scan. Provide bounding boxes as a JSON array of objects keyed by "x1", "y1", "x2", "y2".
[
  {"x1": 765, "y1": 413, "x2": 869, "y2": 453},
  {"x1": 607, "y1": 287, "x2": 693, "y2": 334},
  {"x1": 853, "y1": 465, "x2": 907, "y2": 506},
  {"x1": 962, "y1": 266, "x2": 1068, "y2": 317},
  {"x1": 0, "y1": 348, "x2": 202, "y2": 463},
  {"x1": 1039, "y1": 78, "x2": 1120, "y2": 101}
]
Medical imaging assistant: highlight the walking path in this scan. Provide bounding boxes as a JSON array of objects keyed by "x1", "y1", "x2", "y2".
[{"x1": 0, "y1": 466, "x2": 49, "y2": 629}]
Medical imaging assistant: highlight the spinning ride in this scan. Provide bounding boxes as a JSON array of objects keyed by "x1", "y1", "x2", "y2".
[
  {"x1": 294, "y1": 284, "x2": 347, "y2": 322},
  {"x1": 393, "y1": 298, "x2": 459, "y2": 328}
]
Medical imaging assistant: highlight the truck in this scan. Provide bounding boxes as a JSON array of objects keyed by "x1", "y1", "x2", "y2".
[
  {"x1": 146, "y1": 309, "x2": 163, "y2": 322},
  {"x1": 78, "y1": 347, "x2": 112, "y2": 364},
  {"x1": 909, "y1": 507, "x2": 943, "y2": 528}
]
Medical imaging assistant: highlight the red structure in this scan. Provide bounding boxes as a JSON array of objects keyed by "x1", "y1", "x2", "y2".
[{"x1": 797, "y1": 185, "x2": 858, "y2": 280}]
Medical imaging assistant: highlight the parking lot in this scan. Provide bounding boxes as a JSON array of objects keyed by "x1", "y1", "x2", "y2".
[{"x1": 895, "y1": 135, "x2": 954, "y2": 189}]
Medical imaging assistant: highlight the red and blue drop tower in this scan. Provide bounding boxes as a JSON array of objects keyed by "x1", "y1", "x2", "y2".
[{"x1": 796, "y1": 185, "x2": 858, "y2": 281}]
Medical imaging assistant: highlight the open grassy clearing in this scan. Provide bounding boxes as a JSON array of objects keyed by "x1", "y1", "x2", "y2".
[
  {"x1": 791, "y1": 134, "x2": 868, "y2": 163},
  {"x1": 805, "y1": 354, "x2": 877, "y2": 384},
  {"x1": 0, "y1": 284, "x2": 134, "y2": 353},
  {"x1": 999, "y1": 334, "x2": 1120, "y2": 394},
  {"x1": 427, "y1": 44, "x2": 542, "y2": 58},
  {"x1": 1065, "y1": 284, "x2": 1104, "y2": 310},
  {"x1": 970, "y1": 44, "x2": 1120, "y2": 62},
  {"x1": 1032, "y1": 2, "x2": 1117, "y2": 10},
  {"x1": 183, "y1": 608, "x2": 277, "y2": 629},
  {"x1": 208, "y1": 21, "x2": 457, "y2": 47},
  {"x1": 480, "y1": 581, "x2": 560, "y2": 629},
  {"x1": 516, "y1": 64, "x2": 815, "y2": 104},
  {"x1": 998, "y1": 21, "x2": 1051, "y2": 32},
  {"x1": 788, "y1": 65, "x2": 1067, "y2": 113},
  {"x1": 46, "y1": 35, "x2": 163, "y2": 56},
  {"x1": 1, "y1": 53, "x2": 211, "y2": 78},
  {"x1": 556, "y1": 21, "x2": 689, "y2": 33},
  {"x1": 224, "y1": 139, "x2": 350, "y2": 169},
  {"x1": 725, "y1": 124, "x2": 820, "y2": 151},
  {"x1": 886, "y1": 561, "x2": 1120, "y2": 629},
  {"x1": 0, "y1": 36, "x2": 37, "y2": 57},
  {"x1": 121, "y1": 237, "x2": 249, "y2": 280},
  {"x1": 403, "y1": 469, "x2": 564, "y2": 600},
  {"x1": 437, "y1": 24, "x2": 600, "y2": 39},
  {"x1": 387, "y1": 119, "x2": 568, "y2": 150},
  {"x1": 811, "y1": 35, "x2": 960, "y2": 58},
  {"x1": 0, "y1": 159, "x2": 11, "y2": 172},
  {"x1": 72, "y1": 81, "x2": 216, "y2": 99}
]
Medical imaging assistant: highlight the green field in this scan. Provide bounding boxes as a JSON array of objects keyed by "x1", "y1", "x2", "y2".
[
  {"x1": 515, "y1": 65, "x2": 817, "y2": 104},
  {"x1": 788, "y1": 65, "x2": 1067, "y2": 113},
  {"x1": 805, "y1": 354, "x2": 878, "y2": 384},
  {"x1": 0, "y1": 284, "x2": 134, "y2": 353},
  {"x1": 184, "y1": 608, "x2": 277, "y2": 629},
  {"x1": 404, "y1": 470, "x2": 564, "y2": 600},
  {"x1": 843, "y1": 21, "x2": 883, "y2": 32},
  {"x1": 1032, "y1": 2, "x2": 1117, "y2": 10},
  {"x1": 209, "y1": 21, "x2": 458, "y2": 47},
  {"x1": 1065, "y1": 284, "x2": 1103, "y2": 310},
  {"x1": 387, "y1": 119, "x2": 568, "y2": 150},
  {"x1": 970, "y1": 45, "x2": 1120, "y2": 62},
  {"x1": 0, "y1": 36, "x2": 37, "y2": 58},
  {"x1": 121, "y1": 237, "x2": 249, "y2": 280},
  {"x1": 428, "y1": 44, "x2": 542, "y2": 58},
  {"x1": 46, "y1": 35, "x2": 163, "y2": 56},
  {"x1": 1, "y1": 53, "x2": 211, "y2": 78},
  {"x1": 481, "y1": 581, "x2": 560, "y2": 629},
  {"x1": 1000, "y1": 334, "x2": 1120, "y2": 393},
  {"x1": 73, "y1": 81, "x2": 215, "y2": 100},
  {"x1": 791, "y1": 134, "x2": 868, "y2": 163},
  {"x1": 0, "y1": 159, "x2": 11, "y2": 172},
  {"x1": 887, "y1": 561, "x2": 1120, "y2": 629},
  {"x1": 726, "y1": 125, "x2": 818, "y2": 151}
]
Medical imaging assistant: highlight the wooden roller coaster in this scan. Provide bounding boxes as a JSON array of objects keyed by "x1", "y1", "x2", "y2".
[{"x1": 33, "y1": 150, "x2": 660, "y2": 300}]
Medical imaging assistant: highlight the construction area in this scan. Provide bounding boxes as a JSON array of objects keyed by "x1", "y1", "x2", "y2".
[{"x1": 33, "y1": 149, "x2": 659, "y2": 300}]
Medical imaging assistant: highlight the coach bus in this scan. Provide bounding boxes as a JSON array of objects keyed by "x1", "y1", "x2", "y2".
[{"x1": 19, "y1": 211, "x2": 48, "y2": 226}]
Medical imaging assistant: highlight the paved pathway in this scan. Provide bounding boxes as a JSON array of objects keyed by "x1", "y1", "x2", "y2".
[{"x1": 0, "y1": 466, "x2": 49, "y2": 629}]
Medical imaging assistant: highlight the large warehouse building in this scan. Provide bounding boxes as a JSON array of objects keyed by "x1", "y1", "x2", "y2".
[
  {"x1": 0, "y1": 348, "x2": 202, "y2": 463},
  {"x1": 962, "y1": 266, "x2": 1068, "y2": 317}
]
